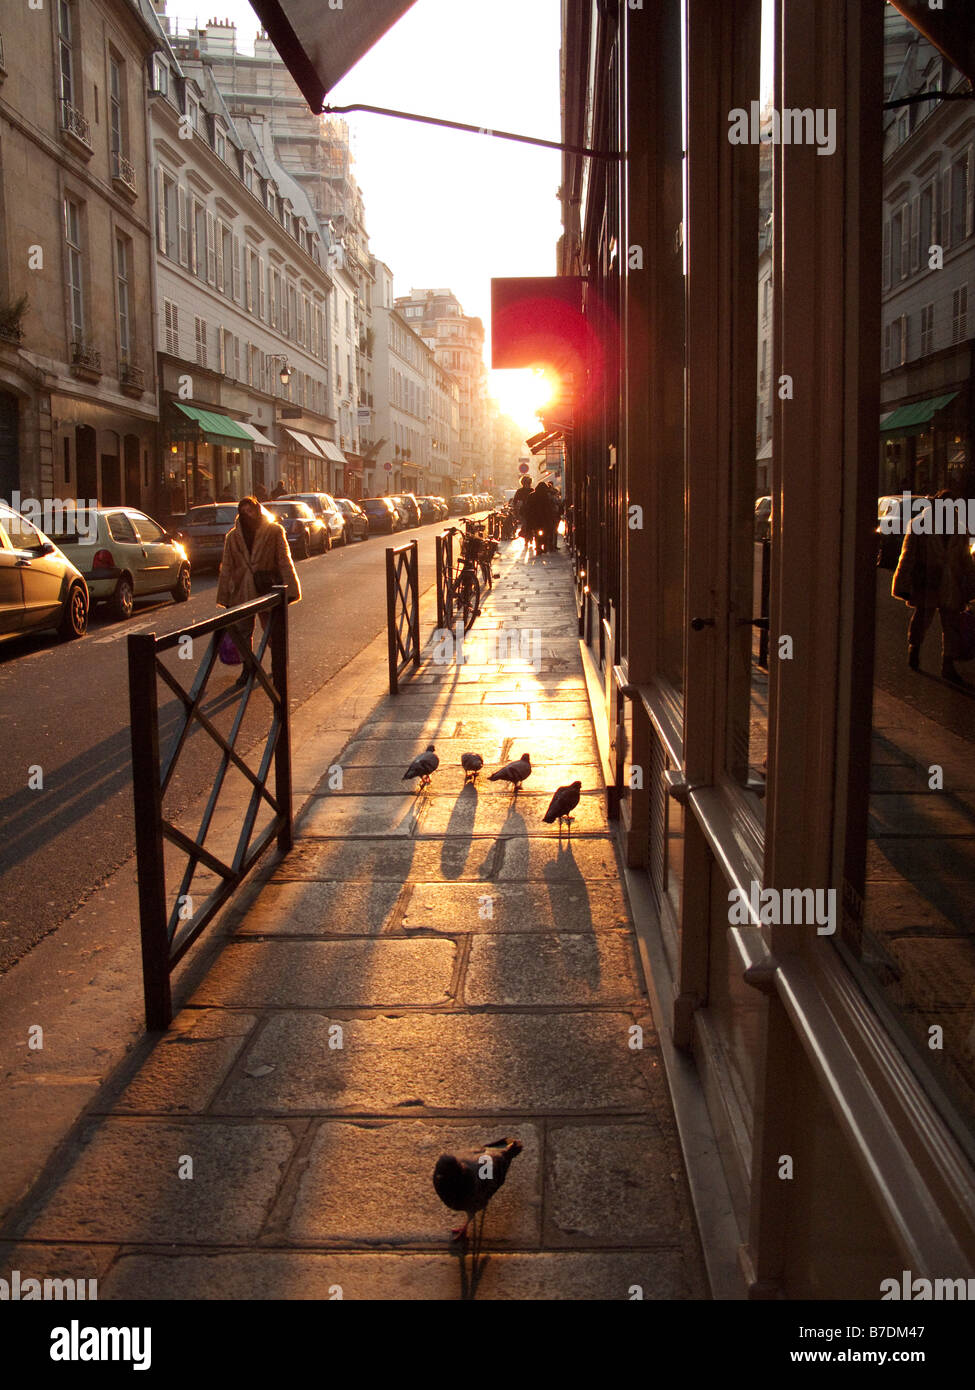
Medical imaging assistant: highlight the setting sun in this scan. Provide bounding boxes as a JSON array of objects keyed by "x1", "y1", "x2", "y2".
[{"x1": 488, "y1": 367, "x2": 560, "y2": 435}]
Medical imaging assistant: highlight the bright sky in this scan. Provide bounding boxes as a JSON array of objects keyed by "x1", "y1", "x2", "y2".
[{"x1": 168, "y1": 1, "x2": 563, "y2": 432}]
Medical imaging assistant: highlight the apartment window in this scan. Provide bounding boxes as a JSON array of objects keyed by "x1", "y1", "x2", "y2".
[
  {"x1": 206, "y1": 212, "x2": 216, "y2": 287},
  {"x1": 288, "y1": 283, "x2": 298, "y2": 342},
  {"x1": 258, "y1": 255, "x2": 266, "y2": 320},
  {"x1": 187, "y1": 96, "x2": 199, "y2": 131},
  {"x1": 221, "y1": 224, "x2": 232, "y2": 295},
  {"x1": 64, "y1": 197, "x2": 84, "y2": 342},
  {"x1": 245, "y1": 249, "x2": 255, "y2": 312},
  {"x1": 164, "y1": 298, "x2": 178, "y2": 355},
  {"x1": 232, "y1": 236, "x2": 241, "y2": 302},
  {"x1": 951, "y1": 152, "x2": 971, "y2": 247},
  {"x1": 178, "y1": 186, "x2": 188, "y2": 265},
  {"x1": 115, "y1": 235, "x2": 131, "y2": 360},
  {"x1": 151, "y1": 56, "x2": 169, "y2": 96},
  {"x1": 244, "y1": 163, "x2": 253, "y2": 192},
  {"x1": 58, "y1": 0, "x2": 75, "y2": 107},
  {"x1": 192, "y1": 201, "x2": 206, "y2": 280},
  {"x1": 109, "y1": 54, "x2": 125, "y2": 156},
  {"x1": 160, "y1": 172, "x2": 178, "y2": 259},
  {"x1": 194, "y1": 315, "x2": 207, "y2": 367},
  {"x1": 952, "y1": 285, "x2": 968, "y2": 343},
  {"x1": 920, "y1": 302, "x2": 935, "y2": 356},
  {"x1": 919, "y1": 182, "x2": 935, "y2": 265}
]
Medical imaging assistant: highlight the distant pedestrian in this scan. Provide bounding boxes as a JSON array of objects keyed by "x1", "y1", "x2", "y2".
[
  {"x1": 513, "y1": 478, "x2": 535, "y2": 548},
  {"x1": 254, "y1": 482, "x2": 268, "y2": 502},
  {"x1": 217, "y1": 497, "x2": 301, "y2": 688},
  {"x1": 892, "y1": 488, "x2": 975, "y2": 686},
  {"x1": 271, "y1": 477, "x2": 288, "y2": 499}
]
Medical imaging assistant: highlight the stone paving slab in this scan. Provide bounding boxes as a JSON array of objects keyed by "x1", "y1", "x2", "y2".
[
  {"x1": 15, "y1": 1120, "x2": 296, "y2": 1244},
  {"x1": 97, "y1": 1247, "x2": 703, "y2": 1299},
  {"x1": 416, "y1": 792, "x2": 607, "y2": 839},
  {"x1": 234, "y1": 882, "x2": 404, "y2": 936},
  {"x1": 189, "y1": 940, "x2": 457, "y2": 1009},
  {"x1": 544, "y1": 1122, "x2": 688, "y2": 1247},
  {"x1": 270, "y1": 838, "x2": 500, "y2": 883},
  {"x1": 494, "y1": 838, "x2": 622, "y2": 881},
  {"x1": 401, "y1": 881, "x2": 630, "y2": 934},
  {"x1": 105, "y1": 1011, "x2": 257, "y2": 1114},
  {"x1": 287, "y1": 1120, "x2": 542, "y2": 1246},
  {"x1": 296, "y1": 795, "x2": 421, "y2": 837},
  {"x1": 314, "y1": 763, "x2": 600, "y2": 796},
  {"x1": 212, "y1": 1011, "x2": 660, "y2": 1115},
  {"x1": 464, "y1": 934, "x2": 643, "y2": 1007},
  {"x1": 337, "y1": 738, "x2": 507, "y2": 767}
]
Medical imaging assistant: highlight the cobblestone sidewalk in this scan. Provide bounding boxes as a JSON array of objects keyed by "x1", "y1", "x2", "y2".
[{"x1": 3, "y1": 544, "x2": 708, "y2": 1300}]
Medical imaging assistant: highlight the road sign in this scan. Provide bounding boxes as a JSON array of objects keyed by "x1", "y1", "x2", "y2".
[
  {"x1": 518, "y1": 462, "x2": 530, "y2": 474},
  {"x1": 384, "y1": 461, "x2": 392, "y2": 471}
]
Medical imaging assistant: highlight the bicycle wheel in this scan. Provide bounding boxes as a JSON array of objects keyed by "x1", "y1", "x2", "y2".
[{"x1": 451, "y1": 570, "x2": 481, "y2": 631}]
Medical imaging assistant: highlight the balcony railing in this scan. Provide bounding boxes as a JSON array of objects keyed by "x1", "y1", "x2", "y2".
[
  {"x1": 120, "y1": 360, "x2": 145, "y2": 393},
  {"x1": 60, "y1": 99, "x2": 92, "y2": 150},
  {"x1": 111, "y1": 149, "x2": 137, "y2": 194},
  {"x1": 71, "y1": 339, "x2": 102, "y2": 376}
]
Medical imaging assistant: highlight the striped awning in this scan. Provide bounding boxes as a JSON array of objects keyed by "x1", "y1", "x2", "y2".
[
  {"x1": 283, "y1": 428, "x2": 325, "y2": 458},
  {"x1": 238, "y1": 421, "x2": 277, "y2": 450},
  {"x1": 173, "y1": 403, "x2": 254, "y2": 447}
]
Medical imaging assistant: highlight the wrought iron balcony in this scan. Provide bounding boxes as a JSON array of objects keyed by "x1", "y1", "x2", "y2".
[
  {"x1": 120, "y1": 360, "x2": 145, "y2": 394},
  {"x1": 60, "y1": 99, "x2": 92, "y2": 151},
  {"x1": 71, "y1": 339, "x2": 102, "y2": 378},
  {"x1": 111, "y1": 149, "x2": 137, "y2": 195}
]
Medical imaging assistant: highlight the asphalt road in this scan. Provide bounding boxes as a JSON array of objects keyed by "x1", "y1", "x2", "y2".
[{"x1": 0, "y1": 519, "x2": 455, "y2": 972}]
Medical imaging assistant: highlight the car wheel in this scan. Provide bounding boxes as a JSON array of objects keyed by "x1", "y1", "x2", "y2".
[
  {"x1": 58, "y1": 582, "x2": 88, "y2": 641},
  {"x1": 171, "y1": 565, "x2": 191, "y2": 602},
  {"x1": 111, "y1": 574, "x2": 134, "y2": 621}
]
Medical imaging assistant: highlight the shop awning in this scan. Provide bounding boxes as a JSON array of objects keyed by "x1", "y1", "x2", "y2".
[
  {"x1": 249, "y1": 0, "x2": 418, "y2": 112},
  {"x1": 283, "y1": 427, "x2": 325, "y2": 458},
  {"x1": 756, "y1": 440, "x2": 772, "y2": 461},
  {"x1": 313, "y1": 437, "x2": 347, "y2": 464},
  {"x1": 238, "y1": 421, "x2": 277, "y2": 450},
  {"x1": 880, "y1": 392, "x2": 958, "y2": 438},
  {"x1": 173, "y1": 403, "x2": 254, "y2": 447}
]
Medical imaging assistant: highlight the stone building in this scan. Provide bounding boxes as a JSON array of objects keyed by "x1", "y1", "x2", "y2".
[{"x1": 0, "y1": 0, "x2": 160, "y2": 510}]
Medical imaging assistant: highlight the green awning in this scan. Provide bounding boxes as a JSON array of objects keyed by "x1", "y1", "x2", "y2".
[
  {"x1": 173, "y1": 403, "x2": 254, "y2": 447},
  {"x1": 879, "y1": 392, "x2": 958, "y2": 438}
]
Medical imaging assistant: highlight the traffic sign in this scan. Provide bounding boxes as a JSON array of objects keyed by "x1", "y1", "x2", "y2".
[
  {"x1": 518, "y1": 462, "x2": 530, "y2": 474},
  {"x1": 384, "y1": 461, "x2": 392, "y2": 471}
]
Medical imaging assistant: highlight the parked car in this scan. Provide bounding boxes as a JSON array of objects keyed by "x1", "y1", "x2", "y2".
[
  {"x1": 876, "y1": 493, "x2": 932, "y2": 569},
  {"x1": 173, "y1": 503, "x2": 239, "y2": 571},
  {"x1": 57, "y1": 507, "x2": 190, "y2": 620},
  {"x1": 431, "y1": 496, "x2": 449, "y2": 520},
  {"x1": 0, "y1": 503, "x2": 89, "y2": 642},
  {"x1": 360, "y1": 497, "x2": 399, "y2": 534},
  {"x1": 416, "y1": 496, "x2": 441, "y2": 524},
  {"x1": 754, "y1": 495, "x2": 772, "y2": 542},
  {"x1": 281, "y1": 492, "x2": 344, "y2": 549},
  {"x1": 448, "y1": 493, "x2": 475, "y2": 516},
  {"x1": 263, "y1": 500, "x2": 328, "y2": 559},
  {"x1": 334, "y1": 497, "x2": 369, "y2": 543},
  {"x1": 388, "y1": 493, "x2": 422, "y2": 528}
]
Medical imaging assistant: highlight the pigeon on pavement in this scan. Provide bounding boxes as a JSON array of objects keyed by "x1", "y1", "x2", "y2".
[
  {"x1": 461, "y1": 751, "x2": 484, "y2": 783},
  {"x1": 433, "y1": 1136, "x2": 523, "y2": 1241},
  {"x1": 403, "y1": 744, "x2": 439, "y2": 787},
  {"x1": 543, "y1": 780, "x2": 582, "y2": 833},
  {"x1": 488, "y1": 753, "x2": 531, "y2": 791}
]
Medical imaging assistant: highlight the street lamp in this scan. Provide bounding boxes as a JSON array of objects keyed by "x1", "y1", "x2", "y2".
[{"x1": 268, "y1": 354, "x2": 292, "y2": 387}]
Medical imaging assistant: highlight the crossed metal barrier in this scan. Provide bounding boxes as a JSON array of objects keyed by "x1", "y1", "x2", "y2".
[
  {"x1": 435, "y1": 528, "x2": 455, "y2": 631},
  {"x1": 386, "y1": 539, "x2": 420, "y2": 694},
  {"x1": 127, "y1": 589, "x2": 293, "y2": 1030}
]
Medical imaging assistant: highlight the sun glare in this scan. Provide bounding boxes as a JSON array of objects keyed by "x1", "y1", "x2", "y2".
[{"x1": 488, "y1": 367, "x2": 559, "y2": 433}]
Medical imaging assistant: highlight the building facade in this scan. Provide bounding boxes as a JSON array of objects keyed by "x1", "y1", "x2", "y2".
[
  {"x1": 0, "y1": 0, "x2": 160, "y2": 511},
  {"x1": 554, "y1": 0, "x2": 975, "y2": 1297}
]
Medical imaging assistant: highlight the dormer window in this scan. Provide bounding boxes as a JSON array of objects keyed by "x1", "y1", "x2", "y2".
[
  {"x1": 244, "y1": 162, "x2": 253, "y2": 192},
  {"x1": 152, "y1": 56, "x2": 169, "y2": 96}
]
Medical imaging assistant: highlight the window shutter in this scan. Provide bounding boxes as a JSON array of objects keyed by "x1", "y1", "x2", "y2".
[
  {"x1": 258, "y1": 256, "x2": 266, "y2": 320},
  {"x1": 216, "y1": 220, "x2": 224, "y2": 292},
  {"x1": 206, "y1": 212, "x2": 216, "y2": 286},
  {"x1": 234, "y1": 335, "x2": 240, "y2": 380},
  {"x1": 941, "y1": 167, "x2": 952, "y2": 250},
  {"x1": 156, "y1": 167, "x2": 166, "y2": 249},
  {"x1": 910, "y1": 195, "x2": 919, "y2": 271},
  {"x1": 967, "y1": 147, "x2": 974, "y2": 238},
  {"x1": 178, "y1": 188, "x2": 188, "y2": 265},
  {"x1": 900, "y1": 202, "x2": 909, "y2": 278},
  {"x1": 232, "y1": 237, "x2": 241, "y2": 302}
]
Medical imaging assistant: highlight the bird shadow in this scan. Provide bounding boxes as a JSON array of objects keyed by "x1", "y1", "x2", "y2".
[{"x1": 453, "y1": 1209, "x2": 491, "y2": 1300}]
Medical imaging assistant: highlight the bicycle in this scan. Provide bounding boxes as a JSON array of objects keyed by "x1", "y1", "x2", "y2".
[
  {"x1": 445, "y1": 522, "x2": 484, "y2": 631},
  {"x1": 458, "y1": 515, "x2": 498, "y2": 592}
]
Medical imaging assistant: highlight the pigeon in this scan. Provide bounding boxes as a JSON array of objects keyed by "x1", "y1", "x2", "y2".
[
  {"x1": 461, "y1": 751, "x2": 484, "y2": 783},
  {"x1": 488, "y1": 752, "x2": 532, "y2": 792},
  {"x1": 403, "y1": 744, "x2": 438, "y2": 787},
  {"x1": 433, "y1": 1136, "x2": 523, "y2": 1241},
  {"x1": 543, "y1": 780, "x2": 582, "y2": 833}
]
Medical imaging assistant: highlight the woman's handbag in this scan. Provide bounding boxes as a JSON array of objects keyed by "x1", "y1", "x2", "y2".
[{"x1": 218, "y1": 632, "x2": 242, "y2": 665}]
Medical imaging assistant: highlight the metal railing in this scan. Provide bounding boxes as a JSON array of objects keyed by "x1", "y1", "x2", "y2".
[
  {"x1": 127, "y1": 589, "x2": 292, "y2": 1029},
  {"x1": 435, "y1": 527, "x2": 455, "y2": 629},
  {"x1": 386, "y1": 539, "x2": 420, "y2": 694},
  {"x1": 111, "y1": 148, "x2": 136, "y2": 192},
  {"x1": 60, "y1": 98, "x2": 91, "y2": 148},
  {"x1": 71, "y1": 339, "x2": 101, "y2": 373},
  {"x1": 119, "y1": 360, "x2": 145, "y2": 391}
]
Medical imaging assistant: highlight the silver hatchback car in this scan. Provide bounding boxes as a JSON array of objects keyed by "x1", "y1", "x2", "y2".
[{"x1": 0, "y1": 502, "x2": 89, "y2": 643}]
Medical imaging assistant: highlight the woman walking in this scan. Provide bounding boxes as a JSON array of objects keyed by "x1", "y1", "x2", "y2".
[
  {"x1": 892, "y1": 488, "x2": 975, "y2": 686},
  {"x1": 217, "y1": 496, "x2": 301, "y2": 688}
]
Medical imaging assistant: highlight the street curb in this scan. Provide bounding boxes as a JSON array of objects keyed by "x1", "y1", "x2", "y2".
[{"x1": 0, "y1": 560, "x2": 446, "y2": 1231}]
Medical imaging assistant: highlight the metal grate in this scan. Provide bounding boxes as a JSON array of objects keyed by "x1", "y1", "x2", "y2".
[{"x1": 60, "y1": 99, "x2": 91, "y2": 147}]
